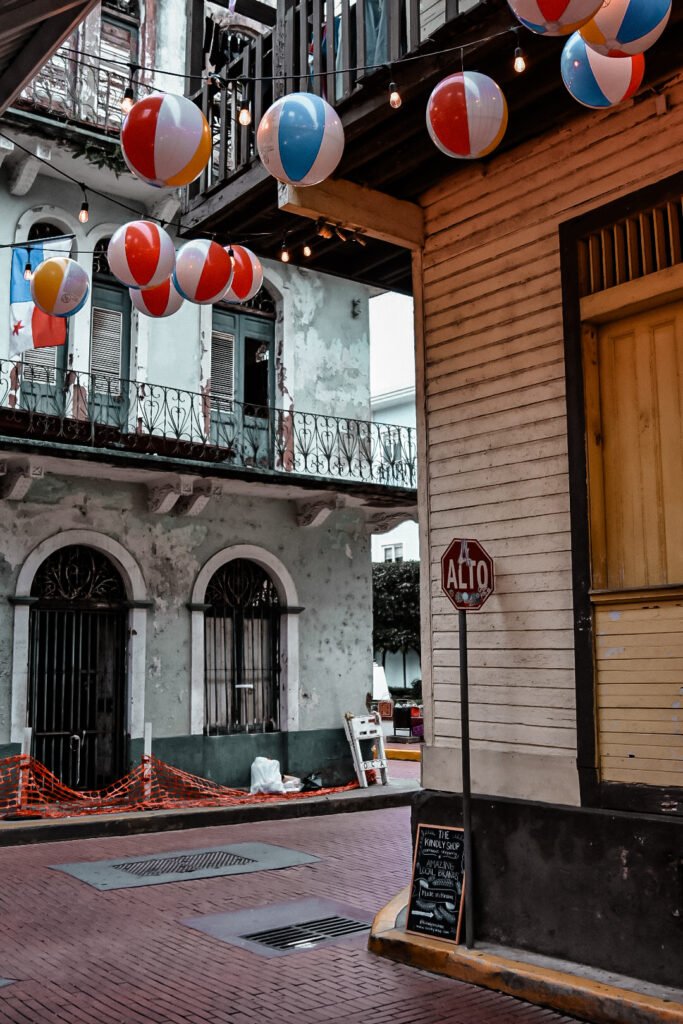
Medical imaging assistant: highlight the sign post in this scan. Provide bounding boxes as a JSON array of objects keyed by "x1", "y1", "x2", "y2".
[{"x1": 441, "y1": 538, "x2": 495, "y2": 950}]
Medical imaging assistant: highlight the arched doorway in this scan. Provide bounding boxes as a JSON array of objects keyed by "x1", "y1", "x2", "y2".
[
  {"x1": 204, "y1": 559, "x2": 281, "y2": 735},
  {"x1": 27, "y1": 545, "x2": 128, "y2": 789}
]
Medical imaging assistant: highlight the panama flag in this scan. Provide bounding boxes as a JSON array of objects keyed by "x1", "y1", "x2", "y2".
[{"x1": 9, "y1": 239, "x2": 71, "y2": 358}]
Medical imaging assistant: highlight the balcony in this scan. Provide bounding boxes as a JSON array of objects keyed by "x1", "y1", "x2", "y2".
[{"x1": 0, "y1": 362, "x2": 417, "y2": 495}]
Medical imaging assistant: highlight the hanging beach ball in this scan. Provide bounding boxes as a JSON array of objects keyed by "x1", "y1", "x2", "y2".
[
  {"x1": 107, "y1": 220, "x2": 176, "y2": 290},
  {"x1": 580, "y1": 0, "x2": 671, "y2": 57},
  {"x1": 120, "y1": 93, "x2": 211, "y2": 188},
  {"x1": 223, "y1": 246, "x2": 264, "y2": 303},
  {"x1": 30, "y1": 257, "x2": 89, "y2": 318},
  {"x1": 256, "y1": 93, "x2": 345, "y2": 186},
  {"x1": 426, "y1": 72, "x2": 508, "y2": 160},
  {"x1": 130, "y1": 278, "x2": 184, "y2": 318},
  {"x1": 507, "y1": 0, "x2": 603, "y2": 35},
  {"x1": 561, "y1": 31, "x2": 645, "y2": 108},
  {"x1": 173, "y1": 239, "x2": 234, "y2": 305}
]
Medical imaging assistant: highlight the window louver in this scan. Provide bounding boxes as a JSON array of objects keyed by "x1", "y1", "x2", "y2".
[
  {"x1": 22, "y1": 344, "x2": 58, "y2": 384},
  {"x1": 91, "y1": 306, "x2": 122, "y2": 394},
  {"x1": 211, "y1": 330, "x2": 235, "y2": 409}
]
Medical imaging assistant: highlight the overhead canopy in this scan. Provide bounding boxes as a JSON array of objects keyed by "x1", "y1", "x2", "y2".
[{"x1": 0, "y1": 0, "x2": 100, "y2": 115}]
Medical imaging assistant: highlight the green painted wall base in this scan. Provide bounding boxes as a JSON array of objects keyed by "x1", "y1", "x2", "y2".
[
  {"x1": 0, "y1": 744, "x2": 19, "y2": 759},
  {"x1": 128, "y1": 728, "x2": 354, "y2": 789}
]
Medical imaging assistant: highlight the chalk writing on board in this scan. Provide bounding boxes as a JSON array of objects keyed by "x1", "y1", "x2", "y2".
[{"x1": 406, "y1": 824, "x2": 465, "y2": 943}]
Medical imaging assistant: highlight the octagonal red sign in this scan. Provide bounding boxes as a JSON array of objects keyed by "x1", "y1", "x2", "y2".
[{"x1": 441, "y1": 538, "x2": 495, "y2": 612}]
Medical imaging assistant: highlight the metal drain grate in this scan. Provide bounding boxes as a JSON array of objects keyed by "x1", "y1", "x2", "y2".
[
  {"x1": 243, "y1": 915, "x2": 369, "y2": 951},
  {"x1": 112, "y1": 850, "x2": 256, "y2": 877}
]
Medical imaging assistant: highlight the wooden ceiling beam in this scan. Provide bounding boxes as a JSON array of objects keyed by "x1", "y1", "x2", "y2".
[{"x1": 277, "y1": 178, "x2": 424, "y2": 250}]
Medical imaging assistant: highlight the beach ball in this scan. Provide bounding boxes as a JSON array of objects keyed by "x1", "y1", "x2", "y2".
[
  {"x1": 561, "y1": 31, "x2": 644, "y2": 108},
  {"x1": 426, "y1": 72, "x2": 508, "y2": 160},
  {"x1": 121, "y1": 93, "x2": 211, "y2": 188},
  {"x1": 130, "y1": 278, "x2": 184, "y2": 318},
  {"x1": 256, "y1": 93, "x2": 344, "y2": 186},
  {"x1": 173, "y1": 239, "x2": 234, "y2": 305},
  {"x1": 223, "y1": 246, "x2": 264, "y2": 303},
  {"x1": 507, "y1": 0, "x2": 603, "y2": 35},
  {"x1": 30, "y1": 257, "x2": 89, "y2": 318},
  {"x1": 107, "y1": 221, "x2": 176, "y2": 290},
  {"x1": 580, "y1": 0, "x2": 671, "y2": 57}
]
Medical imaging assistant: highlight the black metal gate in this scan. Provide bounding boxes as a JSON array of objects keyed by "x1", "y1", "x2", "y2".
[
  {"x1": 27, "y1": 546, "x2": 128, "y2": 789},
  {"x1": 204, "y1": 559, "x2": 281, "y2": 735}
]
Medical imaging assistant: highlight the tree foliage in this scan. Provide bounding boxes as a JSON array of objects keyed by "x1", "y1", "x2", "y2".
[{"x1": 372, "y1": 560, "x2": 421, "y2": 655}]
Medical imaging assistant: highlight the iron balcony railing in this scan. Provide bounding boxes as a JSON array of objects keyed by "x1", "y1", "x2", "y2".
[{"x1": 0, "y1": 361, "x2": 416, "y2": 489}]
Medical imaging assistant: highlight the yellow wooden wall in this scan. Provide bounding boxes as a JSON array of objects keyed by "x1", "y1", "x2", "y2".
[{"x1": 417, "y1": 72, "x2": 683, "y2": 802}]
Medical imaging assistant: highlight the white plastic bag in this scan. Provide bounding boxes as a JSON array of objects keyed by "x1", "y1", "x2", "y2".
[
  {"x1": 282, "y1": 774, "x2": 303, "y2": 793},
  {"x1": 250, "y1": 756, "x2": 285, "y2": 794}
]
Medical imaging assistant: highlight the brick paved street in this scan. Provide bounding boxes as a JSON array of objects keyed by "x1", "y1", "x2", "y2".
[{"x1": 0, "y1": 806, "x2": 579, "y2": 1024}]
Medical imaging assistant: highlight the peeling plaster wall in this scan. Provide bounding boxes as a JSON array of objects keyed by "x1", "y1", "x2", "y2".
[{"x1": 0, "y1": 475, "x2": 372, "y2": 744}]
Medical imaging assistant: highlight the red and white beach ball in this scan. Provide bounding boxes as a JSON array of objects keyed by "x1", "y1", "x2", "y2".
[
  {"x1": 257, "y1": 93, "x2": 344, "y2": 186},
  {"x1": 426, "y1": 73, "x2": 508, "y2": 160},
  {"x1": 30, "y1": 257, "x2": 89, "y2": 318},
  {"x1": 107, "y1": 221, "x2": 176, "y2": 290},
  {"x1": 561, "y1": 31, "x2": 645, "y2": 107},
  {"x1": 580, "y1": 0, "x2": 671, "y2": 57},
  {"x1": 130, "y1": 278, "x2": 184, "y2": 318},
  {"x1": 121, "y1": 93, "x2": 211, "y2": 188},
  {"x1": 223, "y1": 246, "x2": 263, "y2": 303},
  {"x1": 507, "y1": 0, "x2": 603, "y2": 35},
  {"x1": 173, "y1": 239, "x2": 234, "y2": 305}
]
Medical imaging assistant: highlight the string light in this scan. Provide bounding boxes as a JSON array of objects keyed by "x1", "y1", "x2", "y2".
[
  {"x1": 389, "y1": 82, "x2": 402, "y2": 109},
  {"x1": 23, "y1": 260, "x2": 33, "y2": 282},
  {"x1": 280, "y1": 239, "x2": 290, "y2": 263},
  {"x1": 78, "y1": 185, "x2": 89, "y2": 224},
  {"x1": 514, "y1": 46, "x2": 527, "y2": 74},
  {"x1": 120, "y1": 62, "x2": 139, "y2": 115},
  {"x1": 316, "y1": 220, "x2": 334, "y2": 239},
  {"x1": 303, "y1": 243, "x2": 312, "y2": 257},
  {"x1": 238, "y1": 101, "x2": 252, "y2": 126}
]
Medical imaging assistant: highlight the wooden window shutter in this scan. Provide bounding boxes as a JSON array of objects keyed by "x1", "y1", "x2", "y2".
[
  {"x1": 211, "y1": 330, "x2": 235, "y2": 408},
  {"x1": 22, "y1": 344, "x2": 58, "y2": 384},
  {"x1": 90, "y1": 306, "x2": 123, "y2": 393}
]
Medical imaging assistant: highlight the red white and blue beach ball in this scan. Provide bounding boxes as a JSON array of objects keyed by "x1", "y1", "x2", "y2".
[
  {"x1": 30, "y1": 257, "x2": 89, "y2": 318},
  {"x1": 507, "y1": 0, "x2": 603, "y2": 35},
  {"x1": 561, "y1": 31, "x2": 645, "y2": 108},
  {"x1": 580, "y1": 0, "x2": 671, "y2": 57},
  {"x1": 426, "y1": 72, "x2": 508, "y2": 160},
  {"x1": 173, "y1": 239, "x2": 234, "y2": 305},
  {"x1": 256, "y1": 93, "x2": 345, "y2": 187},
  {"x1": 130, "y1": 278, "x2": 184, "y2": 318}
]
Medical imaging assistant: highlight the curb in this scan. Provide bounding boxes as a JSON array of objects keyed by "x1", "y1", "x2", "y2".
[
  {"x1": 369, "y1": 889, "x2": 683, "y2": 1024},
  {"x1": 386, "y1": 747, "x2": 421, "y2": 762},
  {"x1": 0, "y1": 784, "x2": 417, "y2": 848}
]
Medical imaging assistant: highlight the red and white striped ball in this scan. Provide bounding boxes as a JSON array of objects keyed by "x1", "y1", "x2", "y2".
[
  {"x1": 121, "y1": 93, "x2": 211, "y2": 188},
  {"x1": 426, "y1": 72, "x2": 508, "y2": 160},
  {"x1": 173, "y1": 239, "x2": 234, "y2": 305},
  {"x1": 107, "y1": 221, "x2": 176, "y2": 290},
  {"x1": 223, "y1": 246, "x2": 264, "y2": 303},
  {"x1": 130, "y1": 278, "x2": 184, "y2": 318},
  {"x1": 507, "y1": 0, "x2": 603, "y2": 35}
]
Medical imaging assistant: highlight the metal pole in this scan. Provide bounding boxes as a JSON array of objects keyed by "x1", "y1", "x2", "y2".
[{"x1": 459, "y1": 608, "x2": 474, "y2": 949}]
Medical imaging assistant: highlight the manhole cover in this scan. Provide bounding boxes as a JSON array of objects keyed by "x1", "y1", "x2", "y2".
[
  {"x1": 112, "y1": 850, "x2": 255, "y2": 877},
  {"x1": 244, "y1": 915, "x2": 369, "y2": 951},
  {"x1": 51, "y1": 842, "x2": 319, "y2": 890}
]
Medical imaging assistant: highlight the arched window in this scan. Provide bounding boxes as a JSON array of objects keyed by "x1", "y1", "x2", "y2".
[
  {"x1": 204, "y1": 559, "x2": 281, "y2": 735},
  {"x1": 90, "y1": 237, "x2": 131, "y2": 394},
  {"x1": 27, "y1": 545, "x2": 128, "y2": 789}
]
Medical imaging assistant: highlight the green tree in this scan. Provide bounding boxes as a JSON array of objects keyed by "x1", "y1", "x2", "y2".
[{"x1": 372, "y1": 560, "x2": 421, "y2": 657}]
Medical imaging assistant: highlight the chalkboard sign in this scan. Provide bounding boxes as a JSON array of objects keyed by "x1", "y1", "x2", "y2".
[{"x1": 406, "y1": 824, "x2": 465, "y2": 943}]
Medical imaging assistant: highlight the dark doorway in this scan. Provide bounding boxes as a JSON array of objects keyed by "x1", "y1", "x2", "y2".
[{"x1": 27, "y1": 545, "x2": 128, "y2": 789}]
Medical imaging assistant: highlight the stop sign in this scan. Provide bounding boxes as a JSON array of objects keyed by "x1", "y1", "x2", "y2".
[{"x1": 441, "y1": 538, "x2": 495, "y2": 612}]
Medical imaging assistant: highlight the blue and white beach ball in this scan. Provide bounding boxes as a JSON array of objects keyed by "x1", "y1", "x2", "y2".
[
  {"x1": 30, "y1": 257, "x2": 89, "y2": 318},
  {"x1": 561, "y1": 31, "x2": 645, "y2": 108},
  {"x1": 256, "y1": 93, "x2": 345, "y2": 187},
  {"x1": 580, "y1": 0, "x2": 671, "y2": 57}
]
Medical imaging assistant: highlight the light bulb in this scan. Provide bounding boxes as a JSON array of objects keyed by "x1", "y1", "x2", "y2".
[
  {"x1": 78, "y1": 200, "x2": 89, "y2": 224},
  {"x1": 23, "y1": 261, "x2": 33, "y2": 282},
  {"x1": 303, "y1": 244, "x2": 312, "y2": 257},
  {"x1": 238, "y1": 103, "x2": 252, "y2": 127},
  {"x1": 389, "y1": 82, "x2": 402, "y2": 109},
  {"x1": 280, "y1": 242, "x2": 290, "y2": 263},
  {"x1": 121, "y1": 86, "x2": 134, "y2": 115},
  {"x1": 514, "y1": 47, "x2": 526, "y2": 74}
]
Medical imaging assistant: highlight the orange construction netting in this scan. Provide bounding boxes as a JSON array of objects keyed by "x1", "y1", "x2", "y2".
[{"x1": 0, "y1": 754, "x2": 359, "y2": 820}]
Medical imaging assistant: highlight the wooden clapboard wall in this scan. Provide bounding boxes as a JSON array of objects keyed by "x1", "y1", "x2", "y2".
[{"x1": 418, "y1": 73, "x2": 683, "y2": 802}]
